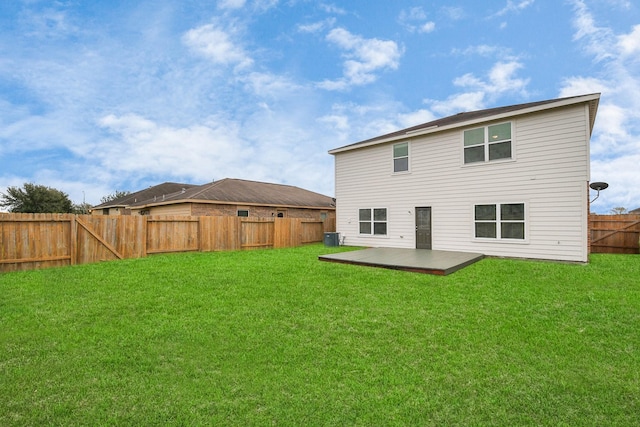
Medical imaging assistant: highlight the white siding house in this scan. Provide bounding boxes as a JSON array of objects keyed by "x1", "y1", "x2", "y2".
[{"x1": 329, "y1": 93, "x2": 600, "y2": 262}]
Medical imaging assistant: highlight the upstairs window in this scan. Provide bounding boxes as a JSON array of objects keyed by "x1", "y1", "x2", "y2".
[
  {"x1": 464, "y1": 122, "x2": 512, "y2": 164},
  {"x1": 359, "y1": 208, "x2": 387, "y2": 235},
  {"x1": 474, "y1": 203, "x2": 525, "y2": 240},
  {"x1": 393, "y1": 142, "x2": 409, "y2": 173}
]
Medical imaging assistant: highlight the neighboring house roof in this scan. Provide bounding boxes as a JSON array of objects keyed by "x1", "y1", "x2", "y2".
[
  {"x1": 630, "y1": 207, "x2": 640, "y2": 214},
  {"x1": 92, "y1": 182, "x2": 197, "y2": 209},
  {"x1": 329, "y1": 93, "x2": 600, "y2": 154},
  {"x1": 129, "y1": 178, "x2": 335, "y2": 209}
]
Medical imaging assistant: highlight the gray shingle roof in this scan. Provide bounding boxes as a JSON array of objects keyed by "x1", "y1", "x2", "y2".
[
  {"x1": 129, "y1": 178, "x2": 335, "y2": 209},
  {"x1": 92, "y1": 182, "x2": 197, "y2": 209}
]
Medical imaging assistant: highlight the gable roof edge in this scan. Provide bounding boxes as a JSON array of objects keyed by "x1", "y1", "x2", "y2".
[{"x1": 328, "y1": 93, "x2": 600, "y2": 154}]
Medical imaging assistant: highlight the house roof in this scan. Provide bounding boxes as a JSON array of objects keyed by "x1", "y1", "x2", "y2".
[
  {"x1": 92, "y1": 182, "x2": 197, "y2": 209},
  {"x1": 329, "y1": 93, "x2": 601, "y2": 154},
  {"x1": 129, "y1": 178, "x2": 335, "y2": 209},
  {"x1": 630, "y1": 207, "x2": 640, "y2": 214}
]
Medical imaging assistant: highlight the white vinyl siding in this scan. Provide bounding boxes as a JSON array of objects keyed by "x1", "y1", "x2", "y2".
[{"x1": 334, "y1": 103, "x2": 591, "y2": 262}]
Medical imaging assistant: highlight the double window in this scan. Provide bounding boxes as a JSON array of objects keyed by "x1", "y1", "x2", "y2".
[
  {"x1": 359, "y1": 208, "x2": 387, "y2": 235},
  {"x1": 393, "y1": 142, "x2": 409, "y2": 173},
  {"x1": 474, "y1": 203, "x2": 525, "y2": 240},
  {"x1": 464, "y1": 122, "x2": 512, "y2": 164}
]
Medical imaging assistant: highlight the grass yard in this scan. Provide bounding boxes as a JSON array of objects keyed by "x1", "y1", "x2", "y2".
[{"x1": 1, "y1": 244, "x2": 639, "y2": 426}]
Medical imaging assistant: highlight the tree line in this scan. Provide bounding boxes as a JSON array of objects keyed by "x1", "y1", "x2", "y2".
[{"x1": 0, "y1": 183, "x2": 130, "y2": 214}]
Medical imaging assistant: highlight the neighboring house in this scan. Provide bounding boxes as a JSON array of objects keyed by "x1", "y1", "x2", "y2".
[
  {"x1": 329, "y1": 93, "x2": 601, "y2": 262},
  {"x1": 630, "y1": 207, "x2": 640, "y2": 214},
  {"x1": 126, "y1": 178, "x2": 336, "y2": 221},
  {"x1": 91, "y1": 182, "x2": 197, "y2": 215}
]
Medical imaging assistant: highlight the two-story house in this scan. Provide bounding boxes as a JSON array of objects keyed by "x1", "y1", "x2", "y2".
[{"x1": 329, "y1": 93, "x2": 600, "y2": 262}]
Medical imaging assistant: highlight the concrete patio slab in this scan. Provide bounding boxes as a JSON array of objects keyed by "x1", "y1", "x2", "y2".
[{"x1": 319, "y1": 247, "x2": 484, "y2": 275}]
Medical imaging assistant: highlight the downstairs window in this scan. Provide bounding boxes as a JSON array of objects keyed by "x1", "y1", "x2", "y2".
[
  {"x1": 359, "y1": 208, "x2": 387, "y2": 235},
  {"x1": 474, "y1": 203, "x2": 525, "y2": 240}
]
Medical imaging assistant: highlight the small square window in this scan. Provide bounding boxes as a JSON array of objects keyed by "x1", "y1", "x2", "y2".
[
  {"x1": 475, "y1": 222, "x2": 497, "y2": 238},
  {"x1": 475, "y1": 205, "x2": 496, "y2": 221},
  {"x1": 359, "y1": 222, "x2": 372, "y2": 234},
  {"x1": 237, "y1": 210, "x2": 249, "y2": 217},
  {"x1": 502, "y1": 222, "x2": 525, "y2": 239},
  {"x1": 359, "y1": 209, "x2": 371, "y2": 221},
  {"x1": 501, "y1": 203, "x2": 525, "y2": 221}
]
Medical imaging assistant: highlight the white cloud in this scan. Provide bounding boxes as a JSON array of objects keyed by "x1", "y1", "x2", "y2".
[
  {"x1": 617, "y1": 24, "x2": 640, "y2": 57},
  {"x1": 318, "y1": 28, "x2": 403, "y2": 90},
  {"x1": 441, "y1": 6, "x2": 465, "y2": 21},
  {"x1": 425, "y1": 92, "x2": 486, "y2": 116},
  {"x1": 420, "y1": 22, "x2": 436, "y2": 33},
  {"x1": 218, "y1": 0, "x2": 246, "y2": 10},
  {"x1": 591, "y1": 154, "x2": 640, "y2": 212},
  {"x1": 449, "y1": 61, "x2": 529, "y2": 100},
  {"x1": 238, "y1": 71, "x2": 302, "y2": 98},
  {"x1": 559, "y1": 76, "x2": 610, "y2": 97},
  {"x1": 20, "y1": 6, "x2": 80, "y2": 39},
  {"x1": 397, "y1": 109, "x2": 437, "y2": 128},
  {"x1": 563, "y1": 0, "x2": 640, "y2": 212},
  {"x1": 398, "y1": 7, "x2": 436, "y2": 33},
  {"x1": 297, "y1": 18, "x2": 336, "y2": 34},
  {"x1": 319, "y1": 3, "x2": 347, "y2": 15},
  {"x1": 182, "y1": 22, "x2": 253, "y2": 69},
  {"x1": 494, "y1": 0, "x2": 535, "y2": 17},
  {"x1": 451, "y1": 44, "x2": 520, "y2": 63},
  {"x1": 97, "y1": 113, "x2": 250, "y2": 182},
  {"x1": 409, "y1": 57, "x2": 529, "y2": 118},
  {"x1": 571, "y1": 0, "x2": 616, "y2": 61}
]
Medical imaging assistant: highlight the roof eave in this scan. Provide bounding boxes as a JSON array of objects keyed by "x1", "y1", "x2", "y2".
[{"x1": 130, "y1": 199, "x2": 335, "y2": 210}]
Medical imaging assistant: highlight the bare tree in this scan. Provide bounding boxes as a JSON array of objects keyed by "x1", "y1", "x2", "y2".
[
  {"x1": 610, "y1": 207, "x2": 628, "y2": 215},
  {"x1": 100, "y1": 190, "x2": 131, "y2": 204}
]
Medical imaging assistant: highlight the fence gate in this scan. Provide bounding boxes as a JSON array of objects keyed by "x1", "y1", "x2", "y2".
[
  {"x1": 75, "y1": 216, "x2": 125, "y2": 264},
  {"x1": 590, "y1": 214, "x2": 640, "y2": 254}
]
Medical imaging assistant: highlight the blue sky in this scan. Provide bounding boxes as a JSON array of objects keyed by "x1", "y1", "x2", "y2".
[{"x1": 0, "y1": 0, "x2": 638, "y2": 213}]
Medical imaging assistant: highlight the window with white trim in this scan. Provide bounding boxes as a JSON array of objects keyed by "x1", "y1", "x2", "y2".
[
  {"x1": 359, "y1": 208, "x2": 387, "y2": 235},
  {"x1": 474, "y1": 203, "x2": 525, "y2": 240},
  {"x1": 393, "y1": 142, "x2": 409, "y2": 173},
  {"x1": 464, "y1": 122, "x2": 512, "y2": 164}
]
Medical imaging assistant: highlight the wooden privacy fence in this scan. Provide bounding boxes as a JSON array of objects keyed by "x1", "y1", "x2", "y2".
[
  {"x1": 0, "y1": 213, "x2": 336, "y2": 272},
  {"x1": 590, "y1": 214, "x2": 640, "y2": 254}
]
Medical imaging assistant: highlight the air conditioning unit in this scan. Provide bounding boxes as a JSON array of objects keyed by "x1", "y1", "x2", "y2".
[{"x1": 324, "y1": 232, "x2": 340, "y2": 247}]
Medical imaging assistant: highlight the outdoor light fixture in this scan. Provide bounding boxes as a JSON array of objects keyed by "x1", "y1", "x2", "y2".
[{"x1": 589, "y1": 181, "x2": 609, "y2": 203}]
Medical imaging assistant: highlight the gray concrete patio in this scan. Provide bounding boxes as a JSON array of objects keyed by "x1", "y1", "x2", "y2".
[{"x1": 319, "y1": 247, "x2": 484, "y2": 275}]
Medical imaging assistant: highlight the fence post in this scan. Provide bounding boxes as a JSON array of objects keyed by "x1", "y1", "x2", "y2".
[
  {"x1": 70, "y1": 214, "x2": 77, "y2": 265},
  {"x1": 142, "y1": 215, "x2": 148, "y2": 257}
]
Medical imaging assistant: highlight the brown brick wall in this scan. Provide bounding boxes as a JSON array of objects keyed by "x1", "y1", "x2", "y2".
[{"x1": 190, "y1": 203, "x2": 335, "y2": 220}]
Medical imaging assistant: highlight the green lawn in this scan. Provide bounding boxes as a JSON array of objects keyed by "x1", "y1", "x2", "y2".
[{"x1": 1, "y1": 245, "x2": 639, "y2": 426}]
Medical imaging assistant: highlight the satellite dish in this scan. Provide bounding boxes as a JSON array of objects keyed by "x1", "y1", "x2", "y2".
[
  {"x1": 589, "y1": 182, "x2": 609, "y2": 191},
  {"x1": 589, "y1": 181, "x2": 609, "y2": 203}
]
